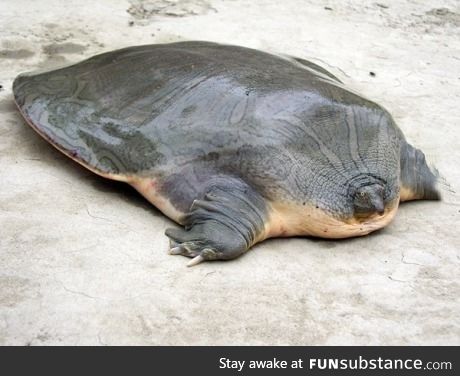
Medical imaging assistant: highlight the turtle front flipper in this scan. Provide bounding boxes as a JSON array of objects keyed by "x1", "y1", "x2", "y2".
[
  {"x1": 165, "y1": 177, "x2": 268, "y2": 266},
  {"x1": 400, "y1": 142, "x2": 441, "y2": 202}
]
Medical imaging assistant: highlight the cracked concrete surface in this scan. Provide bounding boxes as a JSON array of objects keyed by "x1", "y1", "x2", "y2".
[{"x1": 0, "y1": 0, "x2": 459, "y2": 345}]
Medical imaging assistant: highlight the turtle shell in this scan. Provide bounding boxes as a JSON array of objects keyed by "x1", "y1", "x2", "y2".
[{"x1": 13, "y1": 41, "x2": 356, "y2": 183}]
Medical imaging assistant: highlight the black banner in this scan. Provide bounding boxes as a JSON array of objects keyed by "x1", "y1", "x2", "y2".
[{"x1": 0, "y1": 346, "x2": 457, "y2": 375}]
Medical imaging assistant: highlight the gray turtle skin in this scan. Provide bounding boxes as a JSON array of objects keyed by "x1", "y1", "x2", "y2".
[{"x1": 13, "y1": 41, "x2": 440, "y2": 266}]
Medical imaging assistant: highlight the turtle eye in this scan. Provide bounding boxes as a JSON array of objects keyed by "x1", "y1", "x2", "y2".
[{"x1": 359, "y1": 191, "x2": 366, "y2": 198}]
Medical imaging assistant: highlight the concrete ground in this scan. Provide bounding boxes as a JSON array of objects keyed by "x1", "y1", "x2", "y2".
[{"x1": 0, "y1": 0, "x2": 459, "y2": 345}]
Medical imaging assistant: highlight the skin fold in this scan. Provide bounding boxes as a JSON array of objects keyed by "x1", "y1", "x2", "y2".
[{"x1": 13, "y1": 41, "x2": 440, "y2": 265}]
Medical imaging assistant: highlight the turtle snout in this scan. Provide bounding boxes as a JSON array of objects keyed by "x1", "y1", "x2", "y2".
[{"x1": 353, "y1": 184, "x2": 385, "y2": 218}]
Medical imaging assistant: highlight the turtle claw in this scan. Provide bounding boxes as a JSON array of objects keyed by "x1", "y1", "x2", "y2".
[
  {"x1": 168, "y1": 240, "x2": 217, "y2": 266},
  {"x1": 168, "y1": 243, "x2": 196, "y2": 257},
  {"x1": 165, "y1": 218, "x2": 249, "y2": 264},
  {"x1": 187, "y1": 255, "x2": 205, "y2": 267},
  {"x1": 164, "y1": 179, "x2": 265, "y2": 265},
  {"x1": 169, "y1": 246, "x2": 183, "y2": 255}
]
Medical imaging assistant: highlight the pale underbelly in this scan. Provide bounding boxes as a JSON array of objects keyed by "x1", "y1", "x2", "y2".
[
  {"x1": 130, "y1": 177, "x2": 185, "y2": 223},
  {"x1": 132, "y1": 176, "x2": 400, "y2": 241},
  {"x1": 267, "y1": 199, "x2": 400, "y2": 239}
]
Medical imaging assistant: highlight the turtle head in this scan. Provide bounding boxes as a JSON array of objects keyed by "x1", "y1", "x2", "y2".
[
  {"x1": 353, "y1": 183, "x2": 385, "y2": 217},
  {"x1": 347, "y1": 174, "x2": 392, "y2": 219}
]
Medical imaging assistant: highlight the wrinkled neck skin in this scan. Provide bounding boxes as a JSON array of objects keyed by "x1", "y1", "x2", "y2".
[
  {"x1": 265, "y1": 170, "x2": 401, "y2": 239},
  {"x1": 241, "y1": 97, "x2": 401, "y2": 215},
  {"x1": 257, "y1": 142, "x2": 402, "y2": 239},
  {"x1": 259, "y1": 148, "x2": 401, "y2": 216},
  {"x1": 318, "y1": 171, "x2": 400, "y2": 222}
]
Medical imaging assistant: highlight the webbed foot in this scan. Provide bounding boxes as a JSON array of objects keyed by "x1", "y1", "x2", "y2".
[{"x1": 165, "y1": 178, "x2": 268, "y2": 266}]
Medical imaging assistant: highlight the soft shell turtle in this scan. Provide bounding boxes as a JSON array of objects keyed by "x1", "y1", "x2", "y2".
[{"x1": 13, "y1": 41, "x2": 440, "y2": 266}]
